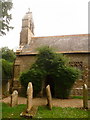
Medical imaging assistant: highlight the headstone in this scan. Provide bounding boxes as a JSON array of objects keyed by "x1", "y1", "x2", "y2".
[
  {"x1": 83, "y1": 84, "x2": 88, "y2": 109},
  {"x1": 11, "y1": 90, "x2": 18, "y2": 107},
  {"x1": 7, "y1": 81, "x2": 10, "y2": 92},
  {"x1": 20, "y1": 82, "x2": 37, "y2": 118},
  {"x1": 27, "y1": 82, "x2": 33, "y2": 112},
  {"x1": 46, "y1": 85, "x2": 52, "y2": 110},
  {"x1": 20, "y1": 106, "x2": 38, "y2": 118}
]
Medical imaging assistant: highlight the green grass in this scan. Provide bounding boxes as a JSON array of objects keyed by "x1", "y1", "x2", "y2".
[
  {"x1": 2, "y1": 103, "x2": 26, "y2": 119},
  {"x1": 71, "y1": 96, "x2": 90, "y2": 100},
  {"x1": 2, "y1": 103, "x2": 90, "y2": 119},
  {"x1": 71, "y1": 96, "x2": 83, "y2": 99},
  {"x1": 35, "y1": 106, "x2": 89, "y2": 118}
]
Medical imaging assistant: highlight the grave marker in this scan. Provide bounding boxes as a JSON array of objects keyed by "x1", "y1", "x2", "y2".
[
  {"x1": 11, "y1": 90, "x2": 18, "y2": 107},
  {"x1": 46, "y1": 85, "x2": 52, "y2": 110},
  {"x1": 20, "y1": 82, "x2": 38, "y2": 118},
  {"x1": 27, "y1": 82, "x2": 33, "y2": 112},
  {"x1": 83, "y1": 84, "x2": 88, "y2": 109}
]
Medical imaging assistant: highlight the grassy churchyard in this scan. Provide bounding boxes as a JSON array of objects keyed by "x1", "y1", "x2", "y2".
[
  {"x1": 2, "y1": 103, "x2": 90, "y2": 119},
  {"x1": 1, "y1": 47, "x2": 90, "y2": 119}
]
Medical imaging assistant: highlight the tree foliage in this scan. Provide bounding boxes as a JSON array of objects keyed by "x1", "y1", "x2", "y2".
[
  {"x1": 0, "y1": 47, "x2": 15, "y2": 81},
  {"x1": 1, "y1": 47, "x2": 16, "y2": 62},
  {"x1": 1, "y1": 58, "x2": 13, "y2": 79},
  {"x1": 20, "y1": 46, "x2": 81, "y2": 98},
  {"x1": 0, "y1": 0, "x2": 13, "y2": 35}
]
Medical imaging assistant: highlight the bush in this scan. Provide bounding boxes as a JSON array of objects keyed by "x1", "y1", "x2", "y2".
[
  {"x1": 20, "y1": 66, "x2": 46, "y2": 96},
  {"x1": 20, "y1": 46, "x2": 81, "y2": 98},
  {"x1": 54, "y1": 66, "x2": 80, "y2": 98}
]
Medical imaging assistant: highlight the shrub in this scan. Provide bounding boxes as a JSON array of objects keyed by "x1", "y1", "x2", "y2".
[
  {"x1": 20, "y1": 66, "x2": 46, "y2": 96},
  {"x1": 54, "y1": 66, "x2": 80, "y2": 98},
  {"x1": 20, "y1": 46, "x2": 81, "y2": 98}
]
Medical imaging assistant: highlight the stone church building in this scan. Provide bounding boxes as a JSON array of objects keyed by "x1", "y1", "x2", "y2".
[{"x1": 13, "y1": 11, "x2": 90, "y2": 96}]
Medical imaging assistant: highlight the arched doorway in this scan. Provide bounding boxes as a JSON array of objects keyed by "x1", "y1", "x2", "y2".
[{"x1": 45, "y1": 75, "x2": 55, "y2": 97}]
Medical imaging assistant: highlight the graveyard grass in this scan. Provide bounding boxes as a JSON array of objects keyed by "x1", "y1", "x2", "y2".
[
  {"x1": 2, "y1": 103, "x2": 90, "y2": 118},
  {"x1": 71, "y1": 96, "x2": 90, "y2": 100}
]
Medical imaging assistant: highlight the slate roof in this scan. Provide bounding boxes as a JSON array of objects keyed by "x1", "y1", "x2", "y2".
[{"x1": 19, "y1": 34, "x2": 89, "y2": 55}]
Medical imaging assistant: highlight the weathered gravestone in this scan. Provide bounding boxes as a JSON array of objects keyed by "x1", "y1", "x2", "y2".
[
  {"x1": 20, "y1": 82, "x2": 38, "y2": 118},
  {"x1": 27, "y1": 82, "x2": 33, "y2": 112},
  {"x1": 83, "y1": 84, "x2": 88, "y2": 109},
  {"x1": 46, "y1": 85, "x2": 52, "y2": 110},
  {"x1": 11, "y1": 90, "x2": 18, "y2": 107}
]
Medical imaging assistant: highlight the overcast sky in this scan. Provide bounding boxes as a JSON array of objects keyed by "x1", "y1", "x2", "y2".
[{"x1": 0, "y1": 0, "x2": 89, "y2": 50}]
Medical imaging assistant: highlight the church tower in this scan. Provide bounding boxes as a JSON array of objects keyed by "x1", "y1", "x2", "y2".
[{"x1": 20, "y1": 10, "x2": 34, "y2": 46}]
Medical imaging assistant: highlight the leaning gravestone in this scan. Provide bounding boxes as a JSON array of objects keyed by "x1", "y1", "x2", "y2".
[
  {"x1": 27, "y1": 82, "x2": 33, "y2": 112},
  {"x1": 83, "y1": 84, "x2": 88, "y2": 109},
  {"x1": 46, "y1": 85, "x2": 52, "y2": 110},
  {"x1": 11, "y1": 90, "x2": 18, "y2": 107}
]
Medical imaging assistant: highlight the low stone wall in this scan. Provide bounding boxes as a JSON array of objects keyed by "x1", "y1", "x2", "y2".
[
  {"x1": 70, "y1": 88, "x2": 83, "y2": 96},
  {"x1": 70, "y1": 88, "x2": 90, "y2": 96}
]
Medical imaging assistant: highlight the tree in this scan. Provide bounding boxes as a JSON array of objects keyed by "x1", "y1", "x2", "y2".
[
  {"x1": 0, "y1": 47, "x2": 15, "y2": 81},
  {"x1": 0, "y1": 0, "x2": 13, "y2": 35},
  {"x1": 20, "y1": 46, "x2": 81, "y2": 98},
  {"x1": 1, "y1": 47, "x2": 16, "y2": 62},
  {"x1": 1, "y1": 59, "x2": 13, "y2": 79}
]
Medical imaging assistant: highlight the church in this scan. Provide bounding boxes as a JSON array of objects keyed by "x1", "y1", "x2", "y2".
[{"x1": 12, "y1": 11, "x2": 90, "y2": 96}]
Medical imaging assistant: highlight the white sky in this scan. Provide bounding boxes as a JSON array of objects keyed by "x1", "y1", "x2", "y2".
[{"x1": 0, "y1": 0, "x2": 89, "y2": 50}]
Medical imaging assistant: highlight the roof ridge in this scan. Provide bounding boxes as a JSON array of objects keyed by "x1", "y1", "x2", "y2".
[{"x1": 32, "y1": 34, "x2": 88, "y2": 39}]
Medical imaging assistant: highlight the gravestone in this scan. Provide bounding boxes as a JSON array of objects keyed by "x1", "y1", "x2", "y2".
[
  {"x1": 83, "y1": 84, "x2": 88, "y2": 109},
  {"x1": 27, "y1": 82, "x2": 33, "y2": 112},
  {"x1": 20, "y1": 82, "x2": 38, "y2": 118},
  {"x1": 11, "y1": 90, "x2": 18, "y2": 107},
  {"x1": 46, "y1": 85, "x2": 52, "y2": 110}
]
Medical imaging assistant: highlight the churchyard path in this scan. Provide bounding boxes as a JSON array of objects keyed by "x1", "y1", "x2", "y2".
[{"x1": 0, "y1": 96, "x2": 87, "y2": 108}]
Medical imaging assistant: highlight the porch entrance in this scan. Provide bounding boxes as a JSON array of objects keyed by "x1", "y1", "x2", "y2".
[{"x1": 45, "y1": 75, "x2": 55, "y2": 97}]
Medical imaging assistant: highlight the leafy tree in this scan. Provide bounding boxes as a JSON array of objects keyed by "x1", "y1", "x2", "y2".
[
  {"x1": 0, "y1": 47, "x2": 15, "y2": 81},
  {"x1": 1, "y1": 47, "x2": 16, "y2": 62},
  {"x1": 20, "y1": 46, "x2": 81, "y2": 98},
  {"x1": 1, "y1": 58, "x2": 13, "y2": 79},
  {"x1": 0, "y1": 0, "x2": 13, "y2": 35}
]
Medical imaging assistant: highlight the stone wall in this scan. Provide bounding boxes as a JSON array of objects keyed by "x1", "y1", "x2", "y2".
[
  {"x1": 13, "y1": 53, "x2": 90, "y2": 96},
  {"x1": 12, "y1": 55, "x2": 37, "y2": 92},
  {"x1": 65, "y1": 53, "x2": 89, "y2": 96}
]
